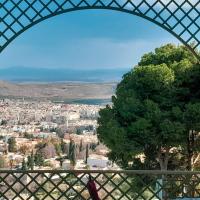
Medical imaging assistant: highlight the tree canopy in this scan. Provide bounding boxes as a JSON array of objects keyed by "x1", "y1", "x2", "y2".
[{"x1": 97, "y1": 44, "x2": 200, "y2": 170}]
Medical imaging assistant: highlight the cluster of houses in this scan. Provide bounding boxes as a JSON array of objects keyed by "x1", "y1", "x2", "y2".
[{"x1": 0, "y1": 99, "x2": 119, "y2": 171}]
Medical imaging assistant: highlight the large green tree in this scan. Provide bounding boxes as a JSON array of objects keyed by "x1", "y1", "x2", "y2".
[{"x1": 97, "y1": 44, "x2": 200, "y2": 170}]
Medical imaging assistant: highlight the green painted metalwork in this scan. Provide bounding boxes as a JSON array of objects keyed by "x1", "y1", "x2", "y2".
[
  {"x1": 0, "y1": 0, "x2": 200, "y2": 60},
  {"x1": 1, "y1": 170, "x2": 200, "y2": 199}
]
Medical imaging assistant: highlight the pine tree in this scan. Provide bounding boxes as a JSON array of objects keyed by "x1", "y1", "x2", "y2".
[
  {"x1": 8, "y1": 137, "x2": 17, "y2": 152},
  {"x1": 21, "y1": 158, "x2": 27, "y2": 170},
  {"x1": 69, "y1": 139, "x2": 76, "y2": 166},
  {"x1": 68, "y1": 139, "x2": 73, "y2": 158},
  {"x1": 27, "y1": 152, "x2": 34, "y2": 170},
  {"x1": 61, "y1": 139, "x2": 66, "y2": 154},
  {"x1": 79, "y1": 139, "x2": 83, "y2": 152},
  {"x1": 85, "y1": 144, "x2": 89, "y2": 164},
  {"x1": 71, "y1": 143, "x2": 76, "y2": 166}
]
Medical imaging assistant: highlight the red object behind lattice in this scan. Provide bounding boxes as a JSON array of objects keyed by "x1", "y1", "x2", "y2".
[{"x1": 87, "y1": 176, "x2": 100, "y2": 200}]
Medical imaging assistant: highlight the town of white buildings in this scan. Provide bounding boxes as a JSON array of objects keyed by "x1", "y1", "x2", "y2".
[{"x1": 0, "y1": 98, "x2": 118, "y2": 171}]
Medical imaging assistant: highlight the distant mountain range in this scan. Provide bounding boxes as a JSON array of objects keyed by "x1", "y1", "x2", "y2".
[{"x1": 0, "y1": 67, "x2": 130, "y2": 82}]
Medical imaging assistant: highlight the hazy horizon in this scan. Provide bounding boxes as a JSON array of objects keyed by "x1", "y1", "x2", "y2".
[{"x1": 0, "y1": 66, "x2": 131, "y2": 83}]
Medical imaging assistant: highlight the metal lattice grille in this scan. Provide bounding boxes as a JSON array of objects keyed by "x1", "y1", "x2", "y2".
[
  {"x1": 0, "y1": 0, "x2": 200, "y2": 60},
  {"x1": 1, "y1": 170, "x2": 200, "y2": 200}
]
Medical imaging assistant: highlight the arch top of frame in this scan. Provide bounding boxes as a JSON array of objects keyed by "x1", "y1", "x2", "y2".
[{"x1": 0, "y1": 0, "x2": 200, "y2": 60}]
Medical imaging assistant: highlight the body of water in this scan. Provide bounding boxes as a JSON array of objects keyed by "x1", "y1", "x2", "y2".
[
  {"x1": 53, "y1": 98, "x2": 111, "y2": 105},
  {"x1": 0, "y1": 67, "x2": 130, "y2": 83}
]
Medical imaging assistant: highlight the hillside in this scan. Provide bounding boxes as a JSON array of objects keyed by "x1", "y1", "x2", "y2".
[{"x1": 0, "y1": 81, "x2": 116, "y2": 102}]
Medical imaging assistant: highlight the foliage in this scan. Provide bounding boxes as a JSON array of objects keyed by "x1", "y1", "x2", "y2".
[
  {"x1": 79, "y1": 139, "x2": 83, "y2": 152},
  {"x1": 55, "y1": 128, "x2": 64, "y2": 138},
  {"x1": 41, "y1": 143, "x2": 57, "y2": 159},
  {"x1": 97, "y1": 44, "x2": 200, "y2": 170},
  {"x1": 34, "y1": 152, "x2": 44, "y2": 166},
  {"x1": 54, "y1": 143, "x2": 62, "y2": 156},
  {"x1": 21, "y1": 158, "x2": 27, "y2": 170},
  {"x1": 27, "y1": 152, "x2": 34, "y2": 170},
  {"x1": 8, "y1": 137, "x2": 17, "y2": 152},
  {"x1": 0, "y1": 119, "x2": 7, "y2": 125},
  {"x1": 89, "y1": 143, "x2": 97, "y2": 151},
  {"x1": 35, "y1": 141, "x2": 46, "y2": 149},
  {"x1": 19, "y1": 145, "x2": 30, "y2": 155},
  {"x1": 36, "y1": 141, "x2": 56, "y2": 159},
  {"x1": 68, "y1": 139, "x2": 76, "y2": 166},
  {"x1": 76, "y1": 128, "x2": 82, "y2": 135},
  {"x1": 85, "y1": 144, "x2": 89, "y2": 164},
  {"x1": 60, "y1": 139, "x2": 67, "y2": 154},
  {"x1": 24, "y1": 132, "x2": 34, "y2": 139}
]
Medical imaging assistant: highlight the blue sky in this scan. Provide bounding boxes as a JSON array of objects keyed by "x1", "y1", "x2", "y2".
[{"x1": 0, "y1": 10, "x2": 179, "y2": 70}]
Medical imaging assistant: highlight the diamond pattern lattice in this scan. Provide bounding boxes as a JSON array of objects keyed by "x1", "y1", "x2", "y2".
[
  {"x1": 0, "y1": 0, "x2": 200, "y2": 59},
  {"x1": 1, "y1": 170, "x2": 200, "y2": 199}
]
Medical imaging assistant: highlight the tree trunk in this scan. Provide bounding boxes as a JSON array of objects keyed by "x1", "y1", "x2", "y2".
[
  {"x1": 158, "y1": 149, "x2": 169, "y2": 171},
  {"x1": 187, "y1": 130, "x2": 194, "y2": 171},
  {"x1": 186, "y1": 130, "x2": 196, "y2": 197},
  {"x1": 158, "y1": 149, "x2": 169, "y2": 200}
]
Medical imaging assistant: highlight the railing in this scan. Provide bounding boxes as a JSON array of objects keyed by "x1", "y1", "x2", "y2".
[{"x1": 1, "y1": 170, "x2": 200, "y2": 200}]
